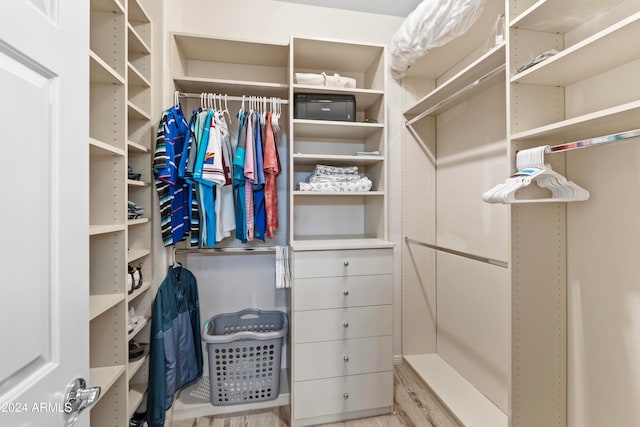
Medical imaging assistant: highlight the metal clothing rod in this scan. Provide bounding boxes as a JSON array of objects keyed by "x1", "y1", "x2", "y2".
[
  {"x1": 405, "y1": 64, "x2": 506, "y2": 127},
  {"x1": 548, "y1": 128, "x2": 640, "y2": 153},
  {"x1": 178, "y1": 92, "x2": 289, "y2": 104},
  {"x1": 176, "y1": 246, "x2": 277, "y2": 255},
  {"x1": 405, "y1": 237, "x2": 508, "y2": 268}
]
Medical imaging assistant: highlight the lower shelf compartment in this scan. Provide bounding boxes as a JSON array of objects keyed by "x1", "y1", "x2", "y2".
[
  {"x1": 404, "y1": 354, "x2": 507, "y2": 427},
  {"x1": 128, "y1": 383, "x2": 147, "y2": 418},
  {"x1": 90, "y1": 365, "x2": 126, "y2": 405},
  {"x1": 171, "y1": 369, "x2": 289, "y2": 421}
]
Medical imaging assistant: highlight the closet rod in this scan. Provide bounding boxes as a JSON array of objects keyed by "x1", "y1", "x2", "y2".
[
  {"x1": 547, "y1": 128, "x2": 640, "y2": 153},
  {"x1": 178, "y1": 92, "x2": 289, "y2": 104},
  {"x1": 405, "y1": 64, "x2": 506, "y2": 127},
  {"x1": 405, "y1": 237, "x2": 508, "y2": 268},
  {"x1": 175, "y1": 246, "x2": 277, "y2": 255}
]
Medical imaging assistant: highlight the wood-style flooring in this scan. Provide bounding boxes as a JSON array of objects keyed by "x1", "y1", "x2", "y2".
[{"x1": 171, "y1": 362, "x2": 461, "y2": 427}]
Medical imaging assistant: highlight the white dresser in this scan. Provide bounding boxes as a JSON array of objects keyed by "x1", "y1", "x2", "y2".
[{"x1": 291, "y1": 248, "x2": 394, "y2": 426}]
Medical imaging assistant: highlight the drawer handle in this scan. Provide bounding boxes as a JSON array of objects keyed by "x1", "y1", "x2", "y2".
[
  {"x1": 343, "y1": 322, "x2": 349, "y2": 328},
  {"x1": 343, "y1": 393, "x2": 349, "y2": 400},
  {"x1": 343, "y1": 260, "x2": 349, "y2": 267},
  {"x1": 343, "y1": 356, "x2": 349, "y2": 362},
  {"x1": 343, "y1": 289, "x2": 349, "y2": 296}
]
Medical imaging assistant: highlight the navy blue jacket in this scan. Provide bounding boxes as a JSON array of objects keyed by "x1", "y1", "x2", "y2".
[{"x1": 147, "y1": 266, "x2": 202, "y2": 427}]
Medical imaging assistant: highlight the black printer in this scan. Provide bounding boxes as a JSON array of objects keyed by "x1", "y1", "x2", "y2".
[{"x1": 294, "y1": 93, "x2": 356, "y2": 122}]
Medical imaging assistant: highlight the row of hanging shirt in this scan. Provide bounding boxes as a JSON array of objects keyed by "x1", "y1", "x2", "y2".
[{"x1": 153, "y1": 93, "x2": 283, "y2": 248}]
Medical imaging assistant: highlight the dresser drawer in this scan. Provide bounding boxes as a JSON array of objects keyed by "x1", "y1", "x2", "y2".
[
  {"x1": 294, "y1": 305, "x2": 392, "y2": 343},
  {"x1": 294, "y1": 249, "x2": 393, "y2": 278},
  {"x1": 294, "y1": 371, "x2": 393, "y2": 420},
  {"x1": 294, "y1": 336, "x2": 393, "y2": 381},
  {"x1": 294, "y1": 274, "x2": 393, "y2": 310}
]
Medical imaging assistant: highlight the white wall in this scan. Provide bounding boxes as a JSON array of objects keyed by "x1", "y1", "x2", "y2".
[{"x1": 161, "y1": 0, "x2": 405, "y2": 358}]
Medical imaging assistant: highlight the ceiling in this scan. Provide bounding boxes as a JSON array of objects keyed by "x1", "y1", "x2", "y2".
[{"x1": 274, "y1": 0, "x2": 423, "y2": 17}]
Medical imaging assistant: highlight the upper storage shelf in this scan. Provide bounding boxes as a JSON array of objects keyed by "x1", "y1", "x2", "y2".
[
  {"x1": 292, "y1": 37, "x2": 385, "y2": 91},
  {"x1": 510, "y1": 0, "x2": 629, "y2": 32},
  {"x1": 404, "y1": 43, "x2": 505, "y2": 117},
  {"x1": 402, "y1": 0, "x2": 505, "y2": 80},
  {"x1": 172, "y1": 33, "x2": 289, "y2": 96},
  {"x1": 511, "y1": 11, "x2": 640, "y2": 86}
]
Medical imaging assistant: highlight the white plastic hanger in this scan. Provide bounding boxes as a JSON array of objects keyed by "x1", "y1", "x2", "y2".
[
  {"x1": 482, "y1": 145, "x2": 589, "y2": 204},
  {"x1": 174, "y1": 90, "x2": 180, "y2": 108}
]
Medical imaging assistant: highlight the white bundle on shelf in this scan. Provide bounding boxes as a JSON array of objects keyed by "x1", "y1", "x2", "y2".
[{"x1": 297, "y1": 164, "x2": 372, "y2": 192}]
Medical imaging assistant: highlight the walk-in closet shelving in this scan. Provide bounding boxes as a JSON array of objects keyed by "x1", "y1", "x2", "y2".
[
  {"x1": 168, "y1": 33, "x2": 292, "y2": 422},
  {"x1": 89, "y1": 0, "x2": 155, "y2": 424},
  {"x1": 171, "y1": 33, "x2": 290, "y2": 97},
  {"x1": 288, "y1": 36, "x2": 394, "y2": 427},
  {"x1": 401, "y1": 0, "x2": 509, "y2": 425},
  {"x1": 507, "y1": 0, "x2": 640, "y2": 425},
  {"x1": 289, "y1": 37, "x2": 388, "y2": 249}
]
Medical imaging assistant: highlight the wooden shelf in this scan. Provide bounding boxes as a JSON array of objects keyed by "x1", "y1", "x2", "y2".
[
  {"x1": 404, "y1": 354, "x2": 507, "y2": 427},
  {"x1": 172, "y1": 370, "x2": 290, "y2": 421},
  {"x1": 128, "y1": 317, "x2": 149, "y2": 341},
  {"x1": 90, "y1": 365, "x2": 126, "y2": 405},
  {"x1": 291, "y1": 238, "x2": 394, "y2": 251},
  {"x1": 404, "y1": 43, "x2": 505, "y2": 116},
  {"x1": 173, "y1": 33, "x2": 289, "y2": 67},
  {"x1": 127, "y1": 23, "x2": 150, "y2": 55},
  {"x1": 90, "y1": 0, "x2": 124, "y2": 14},
  {"x1": 128, "y1": 218, "x2": 149, "y2": 226},
  {"x1": 128, "y1": 281, "x2": 151, "y2": 302},
  {"x1": 293, "y1": 191, "x2": 385, "y2": 197},
  {"x1": 89, "y1": 224, "x2": 126, "y2": 236},
  {"x1": 128, "y1": 101, "x2": 151, "y2": 121},
  {"x1": 127, "y1": 140, "x2": 149, "y2": 153},
  {"x1": 511, "y1": 99, "x2": 640, "y2": 143},
  {"x1": 128, "y1": 354, "x2": 148, "y2": 381},
  {"x1": 90, "y1": 294, "x2": 125, "y2": 321},
  {"x1": 402, "y1": 0, "x2": 505, "y2": 79},
  {"x1": 128, "y1": 248, "x2": 150, "y2": 263},
  {"x1": 174, "y1": 76, "x2": 289, "y2": 98},
  {"x1": 90, "y1": 138, "x2": 126, "y2": 157},
  {"x1": 293, "y1": 119, "x2": 383, "y2": 139},
  {"x1": 293, "y1": 153, "x2": 384, "y2": 166},
  {"x1": 293, "y1": 85, "x2": 383, "y2": 111},
  {"x1": 510, "y1": 0, "x2": 628, "y2": 32},
  {"x1": 293, "y1": 37, "x2": 384, "y2": 75},
  {"x1": 90, "y1": 50, "x2": 125, "y2": 85},
  {"x1": 128, "y1": 0, "x2": 151, "y2": 23},
  {"x1": 127, "y1": 179, "x2": 149, "y2": 187},
  {"x1": 511, "y1": 12, "x2": 640, "y2": 87},
  {"x1": 128, "y1": 383, "x2": 147, "y2": 418},
  {"x1": 128, "y1": 63, "x2": 150, "y2": 88}
]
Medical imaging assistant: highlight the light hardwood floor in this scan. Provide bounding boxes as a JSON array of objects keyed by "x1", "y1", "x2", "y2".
[{"x1": 171, "y1": 362, "x2": 461, "y2": 427}]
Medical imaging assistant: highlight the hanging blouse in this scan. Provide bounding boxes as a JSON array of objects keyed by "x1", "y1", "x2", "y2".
[{"x1": 263, "y1": 111, "x2": 280, "y2": 239}]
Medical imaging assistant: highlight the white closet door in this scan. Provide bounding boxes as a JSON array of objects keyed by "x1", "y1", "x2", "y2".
[{"x1": 0, "y1": 2, "x2": 89, "y2": 426}]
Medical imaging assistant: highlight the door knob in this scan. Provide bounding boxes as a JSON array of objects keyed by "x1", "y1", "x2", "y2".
[
  {"x1": 64, "y1": 378, "x2": 101, "y2": 426},
  {"x1": 343, "y1": 321, "x2": 349, "y2": 328},
  {"x1": 343, "y1": 289, "x2": 349, "y2": 296}
]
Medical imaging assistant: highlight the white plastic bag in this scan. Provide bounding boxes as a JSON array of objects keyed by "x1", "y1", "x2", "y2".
[{"x1": 390, "y1": 0, "x2": 487, "y2": 79}]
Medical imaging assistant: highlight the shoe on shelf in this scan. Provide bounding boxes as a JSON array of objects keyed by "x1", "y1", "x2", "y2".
[
  {"x1": 129, "y1": 410, "x2": 147, "y2": 427},
  {"x1": 129, "y1": 340, "x2": 148, "y2": 360},
  {"x1": 128, "y1": 166, "x2": 142, "y2": 181},
  {"x1": 128, "y1": 307, "x2": 140, "y2": 332}
]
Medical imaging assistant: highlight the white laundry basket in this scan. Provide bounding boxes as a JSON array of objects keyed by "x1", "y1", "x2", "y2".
[{"x1": 202, "y1": 309, "x2": 288, "y2": 405}]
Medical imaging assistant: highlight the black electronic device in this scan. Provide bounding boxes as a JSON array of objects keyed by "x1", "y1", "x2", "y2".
[{"x1": 294, "y1": 93, "x2": 356, "y2": 121}]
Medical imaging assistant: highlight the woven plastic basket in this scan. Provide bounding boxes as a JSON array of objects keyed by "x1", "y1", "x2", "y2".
[{"x1": 202, "y1": 309, "x2": 288, "y2": 405}]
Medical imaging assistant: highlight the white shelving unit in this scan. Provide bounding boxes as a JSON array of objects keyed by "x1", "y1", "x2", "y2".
[
  {"x1": 168, "y1": 32, "x2": 291, "y2": 420},
  {"x1": 289, "y1": 36, "x2": 394, "y2": 427},
  {"x1": 401, "y1": 1, "x2": 510, "y2": 426},
  {"x1": 403, "y1": 0, "x2": 640, "y2": 425},
  {"x1": 89, "y1": 0, "x2": 155, "y2": 424}
]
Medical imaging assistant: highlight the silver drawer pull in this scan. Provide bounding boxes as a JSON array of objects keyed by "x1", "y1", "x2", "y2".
[
  {"x1": 343, "y1": 260, "x2": 349, "y2": 267},
  {"x1": 343, "y1": 393, "x2": 349, "y2": 400},
  {"x1": 343, "y1": 289, "x2": 349, "y2": 296},
  {"x1": 343, "y1": 356, "x2": 349, "y2": 362},
  {"x1": 343, "y1": 321, "x2": 349, "y2": 328}
]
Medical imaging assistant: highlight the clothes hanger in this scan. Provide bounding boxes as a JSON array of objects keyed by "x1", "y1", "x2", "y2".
[
  {"x1": 174, "y1": 90, "x2": 180, "y2": 109},
  {"x1": 482, "y1": 145, "x2": 589, "y2": 204},
  {"x1": 223, "y1": 94, "x2": 233, "y2": 125}
]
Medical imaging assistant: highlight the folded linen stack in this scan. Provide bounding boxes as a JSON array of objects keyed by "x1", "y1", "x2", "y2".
[{"x1": 297, "y1": 164, "x2": 372, "y2": 192}]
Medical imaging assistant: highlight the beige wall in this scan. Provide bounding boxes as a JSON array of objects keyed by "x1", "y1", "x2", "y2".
[{"x1": 161, "y1": 0, "x2": 405, "y2": 358}]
